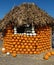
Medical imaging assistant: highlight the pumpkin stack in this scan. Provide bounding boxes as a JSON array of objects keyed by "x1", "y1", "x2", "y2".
[{"x1": 2, "y1": 26, "x2": 51, "y2": 57}]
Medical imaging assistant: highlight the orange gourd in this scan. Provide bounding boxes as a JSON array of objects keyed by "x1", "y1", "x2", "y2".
[
  {"x1": 24, "y1": 43, "x2": 27, "y2": 45},
  {"x1": 25, "y1": 51, "x2": 28, "y2": 54},
  {"x1": 13, "y1": 37, "x2": 16, "y2": 39},
  {"x1": 16, "y1": 48, "x2": 19, "y2": 51},
  {"x1": 33, "y1": 51, "x2": 37, "y2": 54},
  {"x1": 30, "y1": 46, "x2": 33, "y2": 49},
  {"x1": 18, "y1": 45, "x2": 21, "y2": 48},
  {"x1": 9, "y1": 50, "x2": 12, "y2": 53},
  {"x1": 15, "y1": 45, "x2": 18, "y2": 48},
  {"x1": 51, "y1": 51, "x2": 54, "y2": 55},
  {"x1": 12, "y1": 48, "x2": 15, "y2": 51},
  {"x1": 26, "y1": 45, "x2": 29, "y2": 49},
  {"x1": 22, "y1": 40, "x2": 25, "y2": 43},
  {"x1": 44, "y1": 55, "x2": 49, "y2": 60},
  {"x1": 24, "y1": 38, "x2": 27, "y2": 40},
  {"x1": 23, "y1": 49, "x2": 26, "y2": 52},
  {"x1": 21, "y1": 51, "x2": 24, "y2": 54},
  {"x1": 12, "y1": 53, "x2": 17, "y2": 57},
  {"x1": 29, "y1": 51, "x2": 33, "y2": 54},
  {"x1": 46, "y1": 52, "x2": 51, "y2": 57},
  {"x1": 21, "y1": 45, "x2": 25, "y2": 48},
  {"x1": 27, "y1": 49, "x2": 30, "y2": 52}
]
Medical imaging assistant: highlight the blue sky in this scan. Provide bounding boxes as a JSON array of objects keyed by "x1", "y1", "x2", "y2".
[{"x1": 0, "y1": 0, "x2": 54, "y2": 19}]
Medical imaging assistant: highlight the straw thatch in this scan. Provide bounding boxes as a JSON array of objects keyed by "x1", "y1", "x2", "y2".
[{"x1": 0, "y1": 3, "x2": 54, "y2": 31}]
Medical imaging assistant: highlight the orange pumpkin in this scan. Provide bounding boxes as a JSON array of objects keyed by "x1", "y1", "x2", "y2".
[
  {"x1": 29, "y1": 46, "x2": 33, "y2": 49},
  {"x1": 21, "y1": 45, "x2": 25, "y2": 48},
  {"x1": 33, "y1": 51, "x2": 37, "y2": 54},
  {"x1": 17, "y1": 37, "x2": 19, "y2": 39},
  {"x1": 32, "y1": 49, "x2": 35, "y2": 52},
  {"x1": 18, "y1": 45, "x2": 21, "y2": 48},
  {"x1": 30, "y1": 40, "x2": 33, "y2": 43},
  {"x1": 24, "y1": 37, "x2": 27, "y2": 40},
  {"x1": 44, "y1": 55, "x2": 49, "y2": 60},
  {"x1": 21, "y1": 51, "x2": 24, "y2": 54},
  {"x1": 12, "y1": 48, "x2": 15, "y2": 51},
  {"x1": 29, "y1": 51, "x2": 33, "y2": 54},
  {"x1": 31, "y1": 38, "x2": 34, "y2": 41},
  {"x1": 23, "y1": 49, "x2": 26, "y2": 52},
  {"x1": 37, "y1": 51, "x2": 40, "y2": 54},
  {"x1": 12, "y1": 39, "x2": 15, "y2": 42},
  {"x1": 13, "y1": 51, "x2": 17, "y2": 53},
  {"x1": 46, "y1": 52, "x2": 51, "y2": 57},
  {"x1": 22, "y1": 40, "x2": 25, "y2": 43},
  {"x1": 25, "y1": 51, "x2": 28, "y2": 54},
  {"x1": 16, "y1": 48, "x2": 19, "y2": 52},
  {"x1": 27, "y1": 49, "x2": 30, "y2": 52},
  {"x1": 26, "y1": 45, "x2": 29, "y2": 49},
  {"x1": 51, "y1": 51, "x2": 54, "y2": 55},
  {"x1": 15, "y1": 44, "x2": 18, "y2": 48},
  {"x1": 19, "y1": 48, "x2": 22, "y2": 52},
  {"x1": 24, "y1": 43, "x2": 27, "y2": 45},
  {"x1": 9, "y1": 50, "x2": 12, "y2": 53},
  {"x1": 11, "y1": 53, "x2": 17, "y2": 57},
  {"x1": 13, "y1": 37, "x2": 16, "y2": 39},
  {"x1": 13, "y1": 42, "x2": 16, "y2": 45}
]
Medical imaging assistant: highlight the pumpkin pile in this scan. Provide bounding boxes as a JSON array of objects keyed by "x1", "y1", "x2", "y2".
[
  {"x1": 44, "y1": 51, "x2": 54, "y2": 60},
  {"x1": 2, "y1": 26, "x2": 51, "y2": 57}
]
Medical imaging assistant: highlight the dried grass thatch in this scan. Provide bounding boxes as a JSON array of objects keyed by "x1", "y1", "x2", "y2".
[{"x1": 0, "y1": 3, "x2": 54, "y2": 31}]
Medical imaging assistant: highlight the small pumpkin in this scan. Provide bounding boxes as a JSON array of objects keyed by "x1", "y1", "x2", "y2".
[
  {"x1": 12, "y1": 53, "x2": 17, "y2": 57},
  {"x1": 30, "y1": 46, "x2": 33, "y2": 49},
  {"x1": 29, "y1": 51, "x2": 33, "y2": 54},
  {"x1": 33, "y1": 51, "x2": 37, "y2": 54},
  {"x1": 21, "y1": 45, "x2": 25, "y2": 48},
  {"x1": 47, "y1": 52, "x2": 51, "y2": 57},
  {"x1": 26, "y1": 45, "x2": 29, "y2": 49},
  {"x1": 44, "y1": 55, "x2": 49, "y2": 60},
  {"x1": 51, "y1": 51, "x2": 54, "y2": 55}
]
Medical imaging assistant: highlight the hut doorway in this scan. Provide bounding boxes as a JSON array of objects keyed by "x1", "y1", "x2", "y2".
[
  {"x1": 52, "y1": 26, "x2": 54, "y2": 48},
  {"x1": 17, "y1": 26, "x2": 25, "y2": 33}
]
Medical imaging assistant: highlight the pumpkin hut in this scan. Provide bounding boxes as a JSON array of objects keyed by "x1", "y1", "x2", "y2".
[{"x1": 0, "y1": 3, "x2": 54, "y2": 56}]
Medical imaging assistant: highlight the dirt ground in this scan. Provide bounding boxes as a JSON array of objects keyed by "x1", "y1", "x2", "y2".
[{"x1": 0, "y1": 40, "x2": 54, "y2": 65}]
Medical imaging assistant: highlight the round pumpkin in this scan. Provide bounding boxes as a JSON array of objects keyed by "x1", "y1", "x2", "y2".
[
  {"x1": 51, "y1": 51, "x2": 54, "y2": 55},
  {"x1": 47, "y1": 52, "x2": 51, "y2": 57},
  {"x1": 11, "y1": 53, "x2": 17, "y2": 57},
  {"x1": 44, "y1": 55, "x2": 49, "y2": 60},
  {"x1": 33, "y1": 51, "x2": 37, "y2": 54},
  {"x1": 26, "y1": 45, "x2": 29, "y2": 49}
]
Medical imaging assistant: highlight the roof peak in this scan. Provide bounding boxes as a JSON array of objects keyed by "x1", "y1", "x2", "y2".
[
  {"x1": 22, "y1": 2, "x2": 35, "y2": 5},
  {"x1": 19, "y1": 2, "x2": 36, "y2": 7}
]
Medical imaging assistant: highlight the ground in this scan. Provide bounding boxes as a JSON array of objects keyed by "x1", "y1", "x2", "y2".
[{"x1": 0, "y1": 40, "x2": 54, "y2": 65}]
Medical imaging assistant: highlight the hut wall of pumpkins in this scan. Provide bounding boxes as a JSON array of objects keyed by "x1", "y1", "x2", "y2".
[{"x1": 3, "y1": 25, "x2": 52, "y2": 54}]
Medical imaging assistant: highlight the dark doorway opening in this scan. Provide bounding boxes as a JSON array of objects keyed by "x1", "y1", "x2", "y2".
[{"x1": 17, "y1": 26, "x2": 25, "y2": 33}]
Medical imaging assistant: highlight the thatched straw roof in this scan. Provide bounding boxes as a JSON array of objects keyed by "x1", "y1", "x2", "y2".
[{"x1": 0, "y1": 3, "x2": 54, "y2": 31}]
